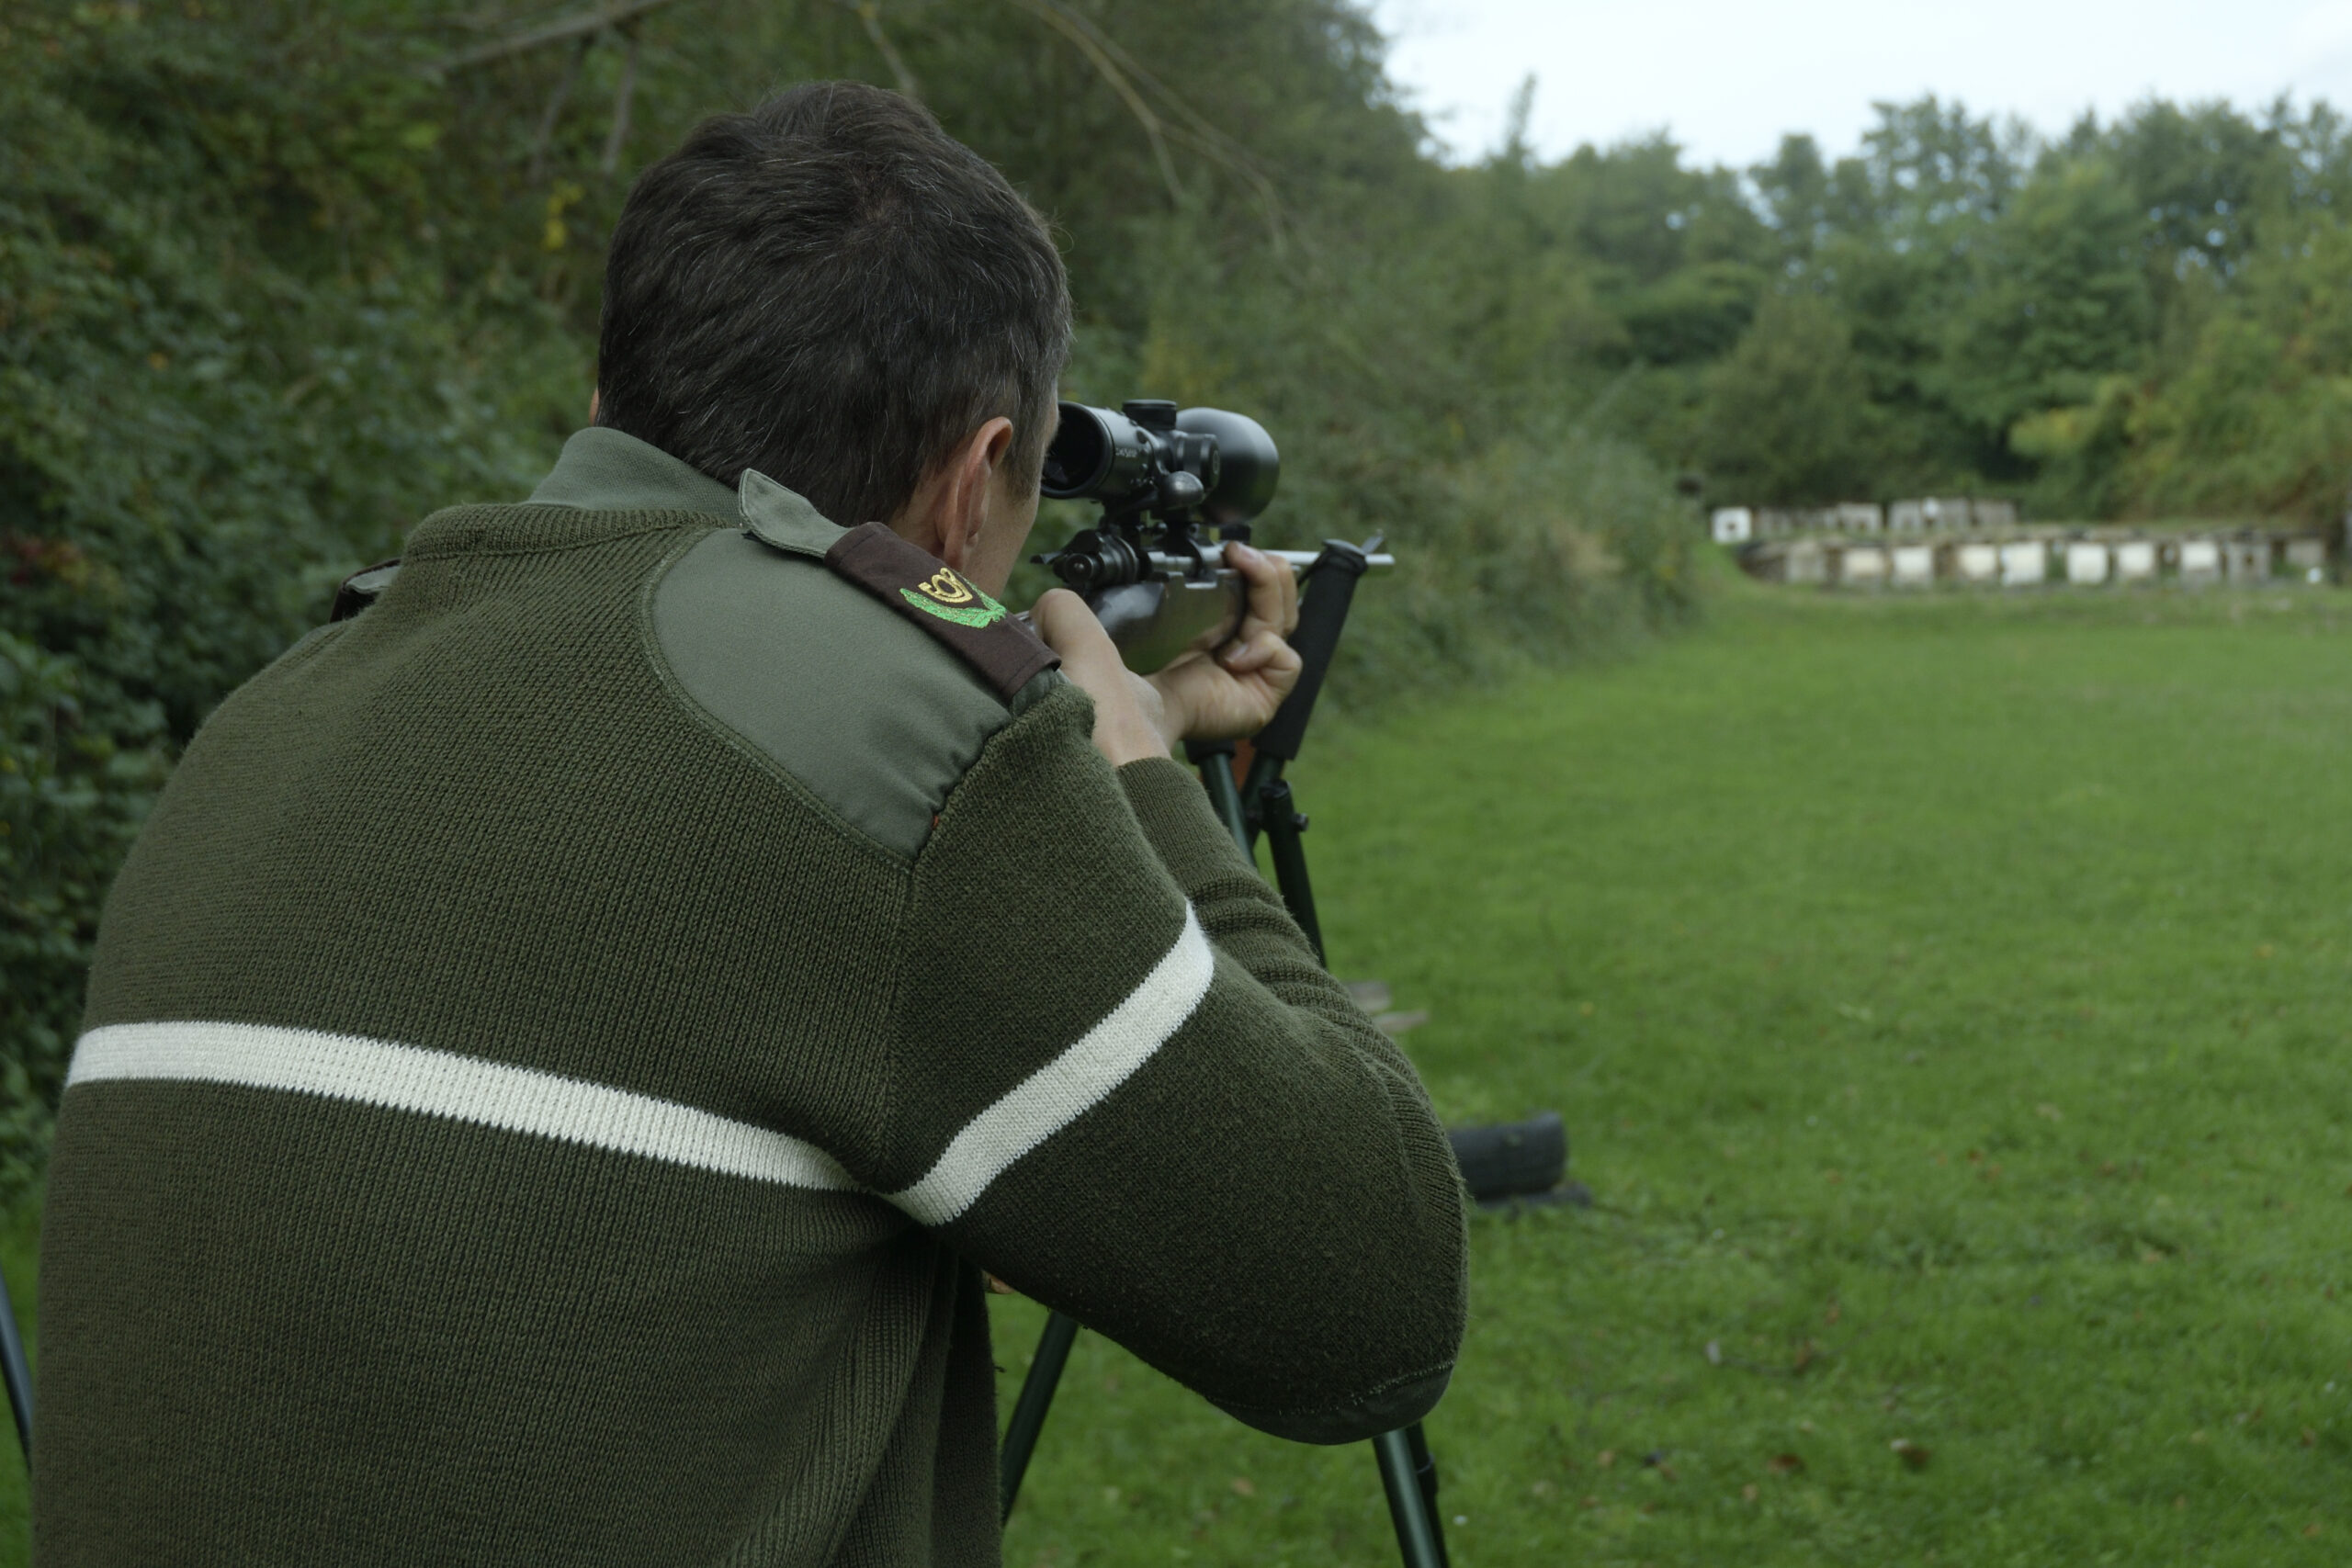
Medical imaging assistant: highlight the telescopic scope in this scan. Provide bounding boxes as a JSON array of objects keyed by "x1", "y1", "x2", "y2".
[{"x1": 1040, "y1": 400, "x2": 1280, "y2": 527}]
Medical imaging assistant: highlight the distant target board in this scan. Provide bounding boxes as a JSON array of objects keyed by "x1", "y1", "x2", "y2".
[
  {"x1": 1893, "y1": 545, "x2": 1936, "y2": 587},
  {"x1": 1999, "y1": 541, "x2": 2046, "y2": 587},
  {"x1": 2064, "y1": 542, "x2": 2109, "y2": 585},
  {"x1": 2178, "y1": 539, "x2": 2222, "y2": 585},
  {"x1": 2114, "y1": 541, "x2": 2157, "y2": 582},
  {"x1": 1957, "y1": 544, "x2": 2000, "y2": 584},
  {"x1": 1839, "y1": 546, "x2": 1889, "y2": 586}
]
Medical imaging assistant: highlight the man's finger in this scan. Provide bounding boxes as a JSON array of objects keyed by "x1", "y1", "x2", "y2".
[
  {"x1": 1217, "y1": 626, "x2": 1297, "y2": 679},
  {"x1": 1030, "y1": 587, "x2": 1114, "y2": 660},
  {"x1": 1227, "y1": 543, "x2": 1296, "y2": 643}
]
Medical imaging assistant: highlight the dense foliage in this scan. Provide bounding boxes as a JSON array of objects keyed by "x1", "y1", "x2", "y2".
[
  {"x1": 1547, "y1": 93, "x2": 2352, "y2": 521},
  {"x1": 0, "y1": 0, "x2": 1701, "y2": 1183}
]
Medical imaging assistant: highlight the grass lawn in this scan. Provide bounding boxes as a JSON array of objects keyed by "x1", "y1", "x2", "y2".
[
  {"x1": 2, "y1": 581, "x2": 2348, "y2": 1563},
  {"x1": 992, "y1": 581, "x2": 2352, "y2": 1566}
]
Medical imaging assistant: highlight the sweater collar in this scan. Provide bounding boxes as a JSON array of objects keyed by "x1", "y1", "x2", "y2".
[
  {"x1": 525, "y1": 426, "x2": 739, "y2": 519},
  {"x1": 402, "y1": 428, "x2": 850, "y2": 561}
]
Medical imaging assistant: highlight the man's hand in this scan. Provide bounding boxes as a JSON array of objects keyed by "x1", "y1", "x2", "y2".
[
  {"x1": 1148, "y1": 543, "x2": 1303, "y2": 744},
  {"x1": 1032, "y1": 544, "x2": 1304, "y2": 767}
]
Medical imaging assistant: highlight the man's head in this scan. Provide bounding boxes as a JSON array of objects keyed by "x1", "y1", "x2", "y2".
[{"x1": 596, "y1": 81, "x2": 1069, "y2": 587}]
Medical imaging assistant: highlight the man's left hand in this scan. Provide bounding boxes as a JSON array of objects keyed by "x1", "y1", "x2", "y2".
[{"x1": 1148, "y1": 543, "x2": 1303, "y2": 744}]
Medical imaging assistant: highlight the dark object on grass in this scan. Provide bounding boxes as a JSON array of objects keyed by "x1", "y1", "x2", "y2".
[{"x1": 1449, "y1": 1111, "x2": 1589, "y2": 1210}]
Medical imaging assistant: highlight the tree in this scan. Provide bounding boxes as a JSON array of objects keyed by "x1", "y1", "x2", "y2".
[
  {"x1": 1949, "y1": 155, "x2": 2152, "y2": 444},
  {"x1": 1698, "y1": 293, "x2": 1880, "y2": 504}
]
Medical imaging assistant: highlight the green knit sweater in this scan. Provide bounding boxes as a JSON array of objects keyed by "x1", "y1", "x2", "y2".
[{"x1": 34, "y1": 429, "x2": 1467, "y2": 1567}]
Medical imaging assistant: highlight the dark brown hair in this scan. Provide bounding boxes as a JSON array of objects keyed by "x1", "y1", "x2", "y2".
[{"x1": 595, "y1": 82, "x2": 1070, "y2": 525}]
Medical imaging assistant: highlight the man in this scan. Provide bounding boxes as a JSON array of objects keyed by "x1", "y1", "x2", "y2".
[{"x1": 35, "y1": 81, "x2": 1466, "y2": 1565}]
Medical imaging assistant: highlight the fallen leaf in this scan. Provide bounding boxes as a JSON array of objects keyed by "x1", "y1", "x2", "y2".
[
  {"x1": 2302, "y1": 1427, "x2": 2318, "y2": 1448},
  {"x1": 1824, "y1": 1169, "x2": 1843, "y2": 1185},
  {"x1": 1766, "y1": 1453, "x2": 1805, "y2": 1475},
  {"x1": 1229, "y1": 1477, "x2": 1255, "y2": 1497},
  {"x1": 1596, "y1": 1450, "x2": 1616, "y2": 1469},
  {"x1": 1824, "y1": 1300, "x2": 1842, "y2": 1326},
  {"x1": 1579, "y1": 1495, "x2": 1600, "y2": 1509},
  {"x1": 1890, "y1": 1438, "x2": 1930, "y2": 1471},
  {"x1": 1741, "y1": 1483, "x2": 1759, "y2": 1502},
  {"x1": 1792, "y1": 1339, "x2": 1821, "y2": 1373},
  {"x1": 2304, "y1": 1522, "x2": 2323, "y2": 1538},
  {"x1": 2036, "y1": 1103, "x2": 2064, "y2": 1122}
]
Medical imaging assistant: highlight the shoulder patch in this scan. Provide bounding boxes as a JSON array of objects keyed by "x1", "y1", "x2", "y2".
[{"x1": 824, "y1": 523, "x2": 1060, "y2": 699}]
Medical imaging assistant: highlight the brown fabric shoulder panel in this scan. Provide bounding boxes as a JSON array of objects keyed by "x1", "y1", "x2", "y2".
[{"x1": 823, "y1": 523, "x2": 1060, "y2": 699}]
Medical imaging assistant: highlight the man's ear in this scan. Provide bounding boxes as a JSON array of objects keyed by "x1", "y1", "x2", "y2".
[{"x1": 927, "y1": 417, "x2": 1018, "y2": 574}]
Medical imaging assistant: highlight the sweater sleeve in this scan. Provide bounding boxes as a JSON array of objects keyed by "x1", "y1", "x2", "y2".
[{"x1": 865, "y1": 682, "x2": 1467, "y2": 1444}]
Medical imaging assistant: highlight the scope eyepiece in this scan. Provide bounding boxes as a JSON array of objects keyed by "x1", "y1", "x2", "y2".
[{"x1": 1040, "y1": 400, "x2": 1279, "y2": 527}]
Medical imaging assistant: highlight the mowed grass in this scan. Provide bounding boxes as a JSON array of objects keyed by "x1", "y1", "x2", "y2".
[
  {"x1": 2, "y1": 582, "x2": 2350, "y2": 1563},
  {"x1": 992, "y1": 582, "x2": 2352, "y2": 1566}
]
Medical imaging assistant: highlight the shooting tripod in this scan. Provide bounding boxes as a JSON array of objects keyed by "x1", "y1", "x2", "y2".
[{"x1": 997, "y1": 537, "x2": 1453, "y2": 1568}]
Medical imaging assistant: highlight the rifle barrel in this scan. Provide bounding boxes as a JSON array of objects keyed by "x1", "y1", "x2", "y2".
[
  {"x1": 1144, "y1": 547, "x2": 1394, "y2": 576},
  {"x1": 1263, "y1": 549, "x2": 1395, "y2": 573}
]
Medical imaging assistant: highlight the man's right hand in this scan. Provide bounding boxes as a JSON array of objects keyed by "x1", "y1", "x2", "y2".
[{"x1": 1031, "y1": 589, "x2": 1181, "y2": 767}]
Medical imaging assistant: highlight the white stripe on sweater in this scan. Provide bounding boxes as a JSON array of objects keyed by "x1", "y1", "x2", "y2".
[
  {"x1": 62, "y1": 905, "x2": 1214, "y2": 1218},
  {"x1": 886, "y1": 904, "x2": 1216, "y2": 1226},
  {"x1": 66, "y1": 1021, "x2": 859, "y2": 1192}
]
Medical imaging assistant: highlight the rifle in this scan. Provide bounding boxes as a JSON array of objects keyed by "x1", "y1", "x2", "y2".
[{"x1": 1032, "y1": 400, "x2": 1390, "y2": 671}]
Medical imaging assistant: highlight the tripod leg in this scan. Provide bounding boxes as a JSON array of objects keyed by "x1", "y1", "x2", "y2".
[
  {"x1": 1258, "y1": 778, "x2": 1323, "y2": 964},
  {"x1": 999, "y1": 1310, "x2": 1080, "y2": 1521},
  {"x1": 1374, "y1": 1427, "x2": 1449, "y2": 1568},
  {"x1": 0, "y1": 1265, "x2": 29, "y2": 1468},
  {"x1": 1405, "y1": 1422, "x2": 1447, "y2": 1564}
]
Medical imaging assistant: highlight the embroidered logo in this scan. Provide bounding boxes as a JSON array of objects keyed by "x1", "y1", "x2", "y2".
[{"x1": 901, "y1": 568, "x2": 1008, "y2": 629}]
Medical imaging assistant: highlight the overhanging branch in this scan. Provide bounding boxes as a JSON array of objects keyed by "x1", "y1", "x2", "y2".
[{"x1": 424, "y1": 0, "x2": 689, "y2": 73}]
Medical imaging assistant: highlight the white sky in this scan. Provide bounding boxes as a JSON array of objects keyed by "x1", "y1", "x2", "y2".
[{"x1": 1371, "y1": 0, "x2": 2352, "y2": 169}]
